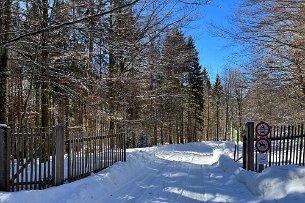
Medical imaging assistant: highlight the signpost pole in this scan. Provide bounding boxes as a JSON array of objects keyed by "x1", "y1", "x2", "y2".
[
  {"x1": 234, "y1": 129, "x2": 239, "y2": 161},
  {"x1": 255, "y1": 121, "x2": 271, "y2": 173},
  {"x1": 245, "y1": 122, "x2": 254, "y2": 171},
  {"x1": 259, "y1": 161, "x2": 264, "y2": 172}
]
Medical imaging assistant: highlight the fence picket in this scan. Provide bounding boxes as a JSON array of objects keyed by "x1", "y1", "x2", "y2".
[
  {"x1": 25, "y1": 130, "x2": 28, "y2": 190},
  {"x1": 44, "y1": 130, "x2": 47, "y2": 189},
  {"x1": 11, "y1": 129, "x2": 15, "y2": 192},
  {"x1": 300, "y1": 125, "x2": 305, "y2": 166},
  {"x1": 30, "y1": 129, "x2": 34, "y2": 190},
  {"x1": 39, "y1": 130, "x2": 42, "y2": 190},
  {"x1": 268, "y1": 126, "x2": 273, "y2": 167},
  {"x1": 290, "y1": 126, "x2": 294, "y2": 165},
  {"x1": 34, "y1": 130, "x2": 37, "y2": 190},
  {"x1": 81, "y1": 129, "x2": 85, "y2": 178},
  {"x1": 52, "y1": 129, "x2": 56, "y2": 186},
  {"x1": 275, "y1": 126, "x2": 279, "y2": 165},
  {"x1": 295, "y1": 125, "x2": 300, "y2": 165},
  {"x1": 47, "y1": 128, "x2": 51, "y2": 188}
]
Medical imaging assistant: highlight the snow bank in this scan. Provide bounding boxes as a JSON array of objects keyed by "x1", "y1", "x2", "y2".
[
  {"x1": 219, "y1": 155, "x2": 305, "y2": 202},
  {"x1": 0, "y1": 150, "x2": 154, "y2": 203},
  {"x1": 2, "y1": 142, "x2": 304, "y2": 203}
]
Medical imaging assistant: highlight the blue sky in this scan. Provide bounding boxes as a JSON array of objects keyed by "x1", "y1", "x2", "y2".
[{"x1": 184, "y1": 0, "x2": 242, "y2": 82}]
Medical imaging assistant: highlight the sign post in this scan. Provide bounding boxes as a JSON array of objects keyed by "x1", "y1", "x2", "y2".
[
  {"x1": 255, "y1": 121, "x2": 271, "y2": 172},
  {"x1": 243, "y1": 122, "x2": 254, "y2": 171},
  {"x1": 234, "y1": 129, "x2": 239, "y2": 161}
]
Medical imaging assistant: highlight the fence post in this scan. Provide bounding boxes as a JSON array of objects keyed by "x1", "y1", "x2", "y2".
[
  {"x1": 124, "y1": 132, "x2": 126, "y2": 162},
  {"x1": 55, "y1": 125, "x2": 64, "y2": 186},
  {"x1": 244, "y1": 122, "x2": 254, "y2": 171},
  {"x1": 242, "y1": 134, "x2": 247, "y2": 170},
  {"x1": 0, "y1": 125, "x2": 10, "y2": 191}
]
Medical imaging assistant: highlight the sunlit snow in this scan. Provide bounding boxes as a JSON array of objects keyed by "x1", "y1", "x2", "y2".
[{"x1": 1, "y1": 142, "x2": 305, "y2": 203}]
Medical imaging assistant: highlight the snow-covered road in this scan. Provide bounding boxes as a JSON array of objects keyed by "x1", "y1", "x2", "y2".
[
  {"x1": 99, "y1": 143, "x2": 255, "y2": 203},
  {"x1": 1, "y1": 142, "x2": 305, "y2": 203}
]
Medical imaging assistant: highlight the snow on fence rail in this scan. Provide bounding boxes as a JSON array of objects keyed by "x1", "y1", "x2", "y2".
[{"x1": 0, "y1": 125, "x2": 126, "y2": 192}]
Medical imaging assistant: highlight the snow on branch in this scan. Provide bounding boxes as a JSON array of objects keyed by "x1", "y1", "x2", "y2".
[{"x1": 0, "y1": 0, "x2": 140, "y2": 47}]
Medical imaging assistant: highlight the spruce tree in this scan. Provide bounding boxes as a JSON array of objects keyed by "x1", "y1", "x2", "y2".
[
  {"x1": 212, "y1": 74, "x2": 223, "y2": 141},
  {"x1": 162, "y1": 28, "x2": 188, "y2": 143},
  {"x1": 187, "y1": 37, "x2": 203, "y2": 141},
  {"x1": 202, "y1": 68, "x2": 211, "y2": 140}
]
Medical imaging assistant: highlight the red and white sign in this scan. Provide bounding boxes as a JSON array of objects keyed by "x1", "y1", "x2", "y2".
[
  {"x1": 257, "y1": 153, "x2": 268, "y2": 165},
  {"x1": 255, "y1": 138, "x2": 271, "y2": 153},
  {"x1": 255, "y1": 121, "x2": 270, "y2": 137}
]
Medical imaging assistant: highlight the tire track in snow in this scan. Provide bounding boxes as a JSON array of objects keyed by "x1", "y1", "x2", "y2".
[
  {"x1": 98, "y1": 146, "x2": 255, "y2": 203},
  {"x1": 133, "y1": 152, "x2": 194, "y2": 203},
  {"x1": 175, "y1": 155, "x2": 195, "y2": 202},
  {"x1": 98, "y1": 152, "x2": 180, "y2": 202}
]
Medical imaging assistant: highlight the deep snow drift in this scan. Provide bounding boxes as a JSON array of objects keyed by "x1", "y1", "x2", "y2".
[{"x1": 0, "y1": 142, "x2": 305, "y2": 203}]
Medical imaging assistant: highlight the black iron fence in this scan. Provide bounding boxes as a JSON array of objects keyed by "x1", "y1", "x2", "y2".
[
  {"x1": 0, "y1": 125, "x2": 126, "y2": 192},
  {"x1": 66, "y1": 127, "x2": 126, "y2": 182},
  {"x1": 243, "y1": 122, "x2": 305, "y2": 172}
]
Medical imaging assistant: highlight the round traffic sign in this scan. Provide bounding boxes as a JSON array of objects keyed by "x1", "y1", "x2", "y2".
[
  {"x1": 255, "y1": 138, "x2": 271, "y2": 153},
  {"x1": 255, "y1": 121, "x2": 270, "y2": 137}
]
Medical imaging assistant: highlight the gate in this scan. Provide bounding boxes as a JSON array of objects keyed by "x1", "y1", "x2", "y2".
[
  {"x1": 243, "y1": 122, "x2": 305, "y2": 172},
  {"x1": 0, "y1": 125, "x2": 64, "y2": 191},
  {"x1": 0, "y1": 125, "x2": 126, "y2": 191},
  {"x1": 65, "y1": 127, "x2": 126, "y2": 182}
]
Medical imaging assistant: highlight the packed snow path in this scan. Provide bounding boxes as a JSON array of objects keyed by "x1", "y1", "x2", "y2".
[
  {"x1": 99, "y1": 143, "x2": 255, "y2": 203},
  {"x1": 1, "y1": 142, "x2": 305, "y2": 203}
]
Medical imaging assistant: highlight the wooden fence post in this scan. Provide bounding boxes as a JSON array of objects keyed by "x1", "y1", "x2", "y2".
[
  {"x1": 55, "y1": 125, "x2": 64, "y2": 186},
  {"x1": 0, "y1": 125, "x2": 10, "y2": 191},
  {"x1": 244, "y1": 122, "x2": 254, "y2": 171}
]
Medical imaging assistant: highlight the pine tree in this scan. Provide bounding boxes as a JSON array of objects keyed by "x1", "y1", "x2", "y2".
[
  {"x1": 212, "y1": 74, "x2": 223, "y2": 141},
  {"x1": 162, "y1": 28, "x2": 188, "y2": 143},
  {"x1": 202, "y1": 68, "x2": 211, "y2": 140},
  {"x1": 187, "y1": 37, "x2": 203, "y2": 141}
]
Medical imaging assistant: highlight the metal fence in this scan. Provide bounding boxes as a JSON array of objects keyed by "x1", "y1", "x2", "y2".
[
  {"x1": 66, "y1": 127, "x2": 126, "y2": 182},
  {"x1": 0, "y1": 125, "x2": 126, "y2": 192},
  {"x1": 254, "y1": 125, "x2": 305, "y2": 171},
  {"x1": 243, "y1": 122, "x2": 305, "y2": 172}
]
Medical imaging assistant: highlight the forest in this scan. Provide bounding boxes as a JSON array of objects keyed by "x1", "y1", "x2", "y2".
[{"x1": 0, "y1": 0, "x2": 305, "y2": 147}]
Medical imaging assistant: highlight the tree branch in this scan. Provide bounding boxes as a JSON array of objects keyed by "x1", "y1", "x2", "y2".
[
  {"x1": 177, "y1": 0, "x2": 211, "y2": 5},
  {"x1": 0, "y1": 0, "x2": 140, "y2": 47}
]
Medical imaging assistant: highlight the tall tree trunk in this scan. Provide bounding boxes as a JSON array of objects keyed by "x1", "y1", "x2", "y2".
[
  {"x1": 187, "y1": 96, "x2": 191, "y2": 143},
  {"x1": 180, "y1": 103, "x2": 184, "y2": 144},
  {"x1": 194, "y1": 108, "x2": 197, "y2": 141},
  {"x1": 160, "y1": 124, "x2": 163, "y2": 145},
  {"x1": 41, "y1": 0, "x2": 50, "y2": 128},
  {"x1": 216, "y1": 105, "x2": 219, "y2": 141},
  {"x1": 169, "y1": 122, "x2": 173, "y2": 144},
  {"x1": 206, "y1": 97, "x2": 210, "y2": 141},
  {"x1": 153, "y1": 125, "x2": 157, "y2": 145},
  {"x1": 225, "y1": 87, "x2": 230, "y2": 141},
  {"x1": 176, "y1": 119, "x2": 179, "y2": 144},
  {"x1": 0, "y1": 0, "x2": 11, "y2": 124}
]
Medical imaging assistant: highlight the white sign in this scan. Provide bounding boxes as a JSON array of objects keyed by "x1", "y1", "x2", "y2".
[{"x1": 257, "y1": 153, "x2": 268, "y2": 165}]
